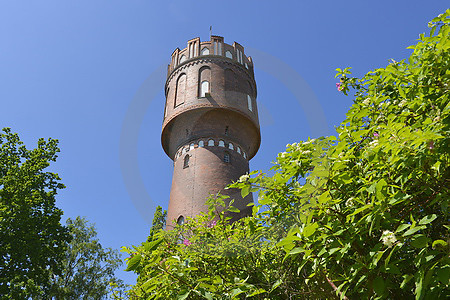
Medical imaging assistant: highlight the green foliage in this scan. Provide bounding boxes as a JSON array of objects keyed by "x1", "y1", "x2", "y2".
[
  {"x1": 0, "y1": 128, "x2": 70, "y2": 299},
  {"x1": 123, "y1": 196, "x2": 333, "y2": 299},
  {"x1": 148, "y1": 206, "x2": 167, "y2": 242},
  {"x1": 51, "y1": 216, "x2": 125, "y2": 299},
  {"x1": 125, "y1": 11, "x2": 449, "y2": 299}
]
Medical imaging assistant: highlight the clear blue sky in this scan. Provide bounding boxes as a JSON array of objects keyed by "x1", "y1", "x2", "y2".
[{"x1": 1, "y1": 0, "x2": 447, "y2": 286}]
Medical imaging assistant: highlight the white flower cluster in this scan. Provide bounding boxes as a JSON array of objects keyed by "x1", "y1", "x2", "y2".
[
  {"x1": 345, "y1": 198, "x2": 354, "y2": 206},
  {"x1": 362, "y1": 98, "x2": 371, "y2": 106},
  {"x1": 369, "y1": 140, "x2": 378, "y2": 148},
  {"x1": 303, "y1": 139, "x2": 316, "y2": 145},
  {"x1": 239, "y1": 174, "x2": 250, "y2": 182},
  {"x1": 399, "y1": 100, "x2": 407, "y2": 107},
  {"x1": 380, "y1": 230, "x2": 397, "y2": 248}
]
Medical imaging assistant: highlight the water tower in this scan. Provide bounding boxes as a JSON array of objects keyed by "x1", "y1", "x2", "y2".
[{"x1": 162, "y1": 36, "x2": 260, "y2": 229}]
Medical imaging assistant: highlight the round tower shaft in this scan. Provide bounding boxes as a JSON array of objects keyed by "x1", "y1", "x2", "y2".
[{"x1": 162, "y1": 36, "x2": 260, "y2": 229}]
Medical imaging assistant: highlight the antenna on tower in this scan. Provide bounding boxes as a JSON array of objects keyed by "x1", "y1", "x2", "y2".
[{"x1": 209, "y1": 26, "x2": 212, "y2": 40}]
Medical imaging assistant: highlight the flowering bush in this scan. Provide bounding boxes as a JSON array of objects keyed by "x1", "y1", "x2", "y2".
[{"x1": 124, "y1": 11, "x2": 449, "y2": 299}]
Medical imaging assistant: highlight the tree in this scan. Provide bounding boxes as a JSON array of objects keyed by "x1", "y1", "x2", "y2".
[
  {"x1": 148, "y1": 206, "x2": 167, "y2": 242},
  {"x1": 0, "y1": 128, "x2": 70, "y2": 298},
  {"x1": 124, "y1": 11, "x2": 449, "y2": 299},
  {"x1": 51, "y1": 217, "x2": 125, "y2": 299}
]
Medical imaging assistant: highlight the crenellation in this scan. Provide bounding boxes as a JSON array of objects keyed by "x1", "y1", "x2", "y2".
[{"x1": 167, "y1": 36, "x2": 254, "y2": 78}]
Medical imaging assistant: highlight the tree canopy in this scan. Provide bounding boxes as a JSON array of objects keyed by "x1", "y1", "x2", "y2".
[
  {"x1": 148, "y1": 206, "x2": 167, "y2": 242},
  {"x1": 51, "y1": 216, "x2": 125, "y2": 299},
  {"x1": 0, "y1": 128, "x2": 70, "y2": 298},
  {"x1": 124, "y1": 11, "x2": 449, "y2": 299}
]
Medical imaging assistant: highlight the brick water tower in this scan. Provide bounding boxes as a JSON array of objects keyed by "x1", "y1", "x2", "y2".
[{"x1": 162, "y1": 36, "x2": 260, "y2": 229}]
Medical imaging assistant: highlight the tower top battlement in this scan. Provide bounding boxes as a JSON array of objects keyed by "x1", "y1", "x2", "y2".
[{"x1": 167, "y1": 36, "x2": 254, "y2": 79}]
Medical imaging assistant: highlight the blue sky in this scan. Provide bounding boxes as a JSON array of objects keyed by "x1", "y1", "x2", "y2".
[{"x1": 1, "y1": 0, "x2": 447, "y2": 286}]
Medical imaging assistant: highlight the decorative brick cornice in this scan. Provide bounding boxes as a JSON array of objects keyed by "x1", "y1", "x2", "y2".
[{"x1": 162, "y1": 103, "x2": 259, "y2": 131}]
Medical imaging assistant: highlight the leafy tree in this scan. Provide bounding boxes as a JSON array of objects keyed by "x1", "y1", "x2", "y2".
[
  {"x1": 51, "y1": 216, "x2": 125, "y2": 299},
  {"x1": 148, "y1": 206, "x2": 167, "y2": 242},
  {"x1": 124, "y1": 11, "x2": 449, "y2": 299},
  {"x1": 0, "y1": 128, "x2": 70, "y2": 298}
]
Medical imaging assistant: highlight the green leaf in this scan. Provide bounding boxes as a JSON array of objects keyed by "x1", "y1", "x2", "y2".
[
  {"x1": 227, "y1": 206, "x2": 240, "y2": 213},
  {"x1": 432, "y1": 239, "x2": 448, "y2": 250},
  {"x1": 289, "y1": 247, "x2": 305, "y2": 255},
  {"x1": 143, "y1": 238, "x2": 163, "y2": 252},
  {"x1": 248, "y1": 288, "x2": 266, "y2": 297},
  {"x1": 415, "y1": 270, "x2": 424, "y2": 300},
  {"x1": 270, "y1": 279, "x2": 283, "y2": 292},
  {"x1": 241, "y1": 185, "x2": 250, "y2": 198},
  {"x1": 125, "y1": 254, "x2": 142, "y2": 272},
  {"x1": 395, "y1": 224, "x2": 410, "y2": 233},
  {"x1": 376, "y1": 179, "x2": 387, "y2": 201},
  {"x1": 436, "y1": 266, "x2": 450, "y2": 284},
  {"x1": 398, "y1": 85, "x2": 406, "y2": 98},
  {"x1": 418, "y1": 214, "x2": 437, "y2": 225},
  {"x1": 385, "y1": 244, "x2": 400, "y2": 267},
  {"x1": 367, "y1": 182, "x2": 376, "y2": 194},
  {"x1": 230, "y1": 288, "x2": 244, "y2": 298},
  {"x1": 177, "y1": 290, "x2": 191, "y2": 300},
  {"x1": 303, "y1": 223, "x2": 318, "y2": 237},
  {"x1": 403, "y1": 225, "x2": 426, "y2": 237},
  {"x1": 348, "y1": 203, "x2": 372, "y2": 218},
  {"x1": 400, "y1": 274, "x2": 414, "y2": 289},
  {"x1": 410, "y1": 235, "x2": 429, "y2": 248},
  {"x1": 372, "y1": 250, "x2": 385, "y2": 267},
  {"x1": 373, "y1": 277, "x2": 385, "y2": 295},
  {"x1": 318, "y1": 191, "x2": 331, "y2": 204}
]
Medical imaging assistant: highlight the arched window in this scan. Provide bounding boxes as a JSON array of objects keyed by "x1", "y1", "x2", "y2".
[
  {"x1": 177, "y1": 216, "x2": 185, "y2": 225},
  {"x1": 200, "y1": 81, "x2": 209, "y2": 97},
  {"x1": 247, "y1": 95, "x2": 253, "y2": 111},
  {"x1": 183, "y1": 155, "x2": 189, "y2": 168},
  {"x1": 225, "y1": 51, "x2": 233, "y2": 59},
  {"x1": 224, "y1": 152, "x2": 230, "y2": 163},
  {"x1": 243, "y1": 152, "x2": 247, "y2": 159},
  {"x1": 218, "y1": 140, "x2": 225, "y2": 147},
  {"x1": 245, "y1": 63, "x2": 248, "y2": 69},
  {"x1": 236, "y1": 49, "x2": 243, "y2": 63},
  {"x1": 208, "y1": 139, "x2": 214, "y2": 146},
  {"x1": 199, "y1": 66, "x2": 211, "y2": 97},
  {"x1": 190, "y1": 143, "x2": 194, "y2": 150},
  {"x1": 179, "y1": 55, "x2": 186, "y2": 64},
  {"x1": 201, "y1": 47, "x2": 210, "y2": 55},
  {"x1": 199, "y1": 140, "x2": 204, "y2": 147},
  {"x1": 182, "y1": 147, "x2": 187, "y2": 155},
  {"x1": 228, "y1": 143, "x2": 234, "y2": 150},
  {"x1": 174, "y1": 74, "x2": 187, "y2": 107},
  {"x1": 237, "y1": 146, "x2": 241, "y2": 154}
]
